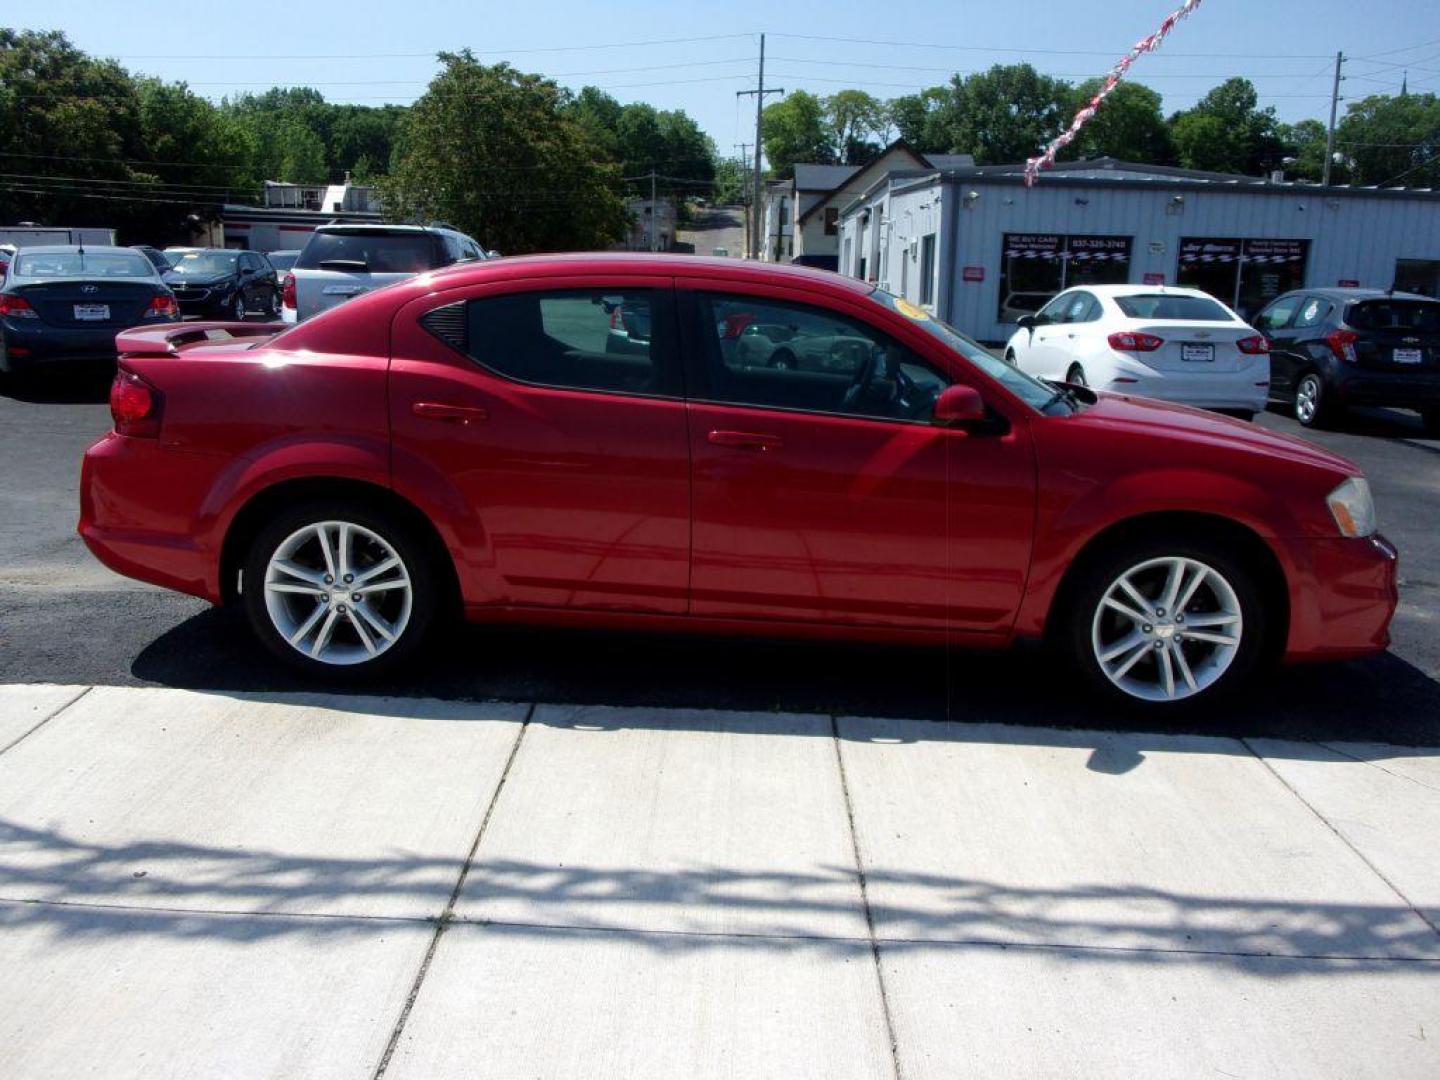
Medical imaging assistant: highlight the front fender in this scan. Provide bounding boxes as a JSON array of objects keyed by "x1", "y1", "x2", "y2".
[{"x1": 1014, "y1": 466, "x2": 1306, "y2": 639}]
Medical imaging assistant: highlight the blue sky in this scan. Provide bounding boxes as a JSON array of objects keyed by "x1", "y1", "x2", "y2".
[{"x1": 13, "y1": 0, "x2": 1440, "y2": 161}]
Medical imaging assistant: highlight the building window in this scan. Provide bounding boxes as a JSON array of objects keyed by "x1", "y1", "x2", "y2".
[
  {"x1": 1176, "y1": 238, "x2": 1310, "y2": 320},
  {"x1": 998, "y1": 234, "x2": 1131, "y2": 322},
  {"x1": 1395, "y1": 259, "x2": 1440, "y2": 297},
  {"x1": 919, "y1": 234, "x2": 936, "y2": 306},
  {"x1": 824, "y1": 207, "x2": 839, "y2": 236}
]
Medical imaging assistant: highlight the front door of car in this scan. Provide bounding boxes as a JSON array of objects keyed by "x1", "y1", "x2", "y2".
[
  {"x1": 1018, "y1": 293, "x2": 1073, "y2": 380},
  {"x1": 388, "y1": 276, "x2": 691, "y2": 614},
  {"x1": 1253, "y1": 294, "x2": 1303, "y2": 395},
  {"x1": 678, "y1": 282, "x2": 1036, "y2": 635}
]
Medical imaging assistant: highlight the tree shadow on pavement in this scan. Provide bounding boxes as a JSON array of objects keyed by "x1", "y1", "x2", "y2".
[
  {"x1": 1, "y1": 817, "x2": 1436, "y2": 971},
  {"x1": 129, "y1": 606, "x2": 1440, "y2": 748}
]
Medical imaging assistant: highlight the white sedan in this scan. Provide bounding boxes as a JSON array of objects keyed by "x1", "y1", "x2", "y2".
[{"x1": 1003, "y1": 284, "x2": 1271, "y2": 418}]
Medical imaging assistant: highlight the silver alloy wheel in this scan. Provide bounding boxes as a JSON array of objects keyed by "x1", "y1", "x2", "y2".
[
  {"x1": 1296, "y1": 375, "x2": 1320, "y2": 423},
  {"x1": 1091, "y1": 555, "x2": 1243, "y2": 703},
  {"x1": 262, "y1": 520, "x2": 413, "y2": 666},
  {"x1": 234, "y1": 294, "x2": 247, "y2": 319}
]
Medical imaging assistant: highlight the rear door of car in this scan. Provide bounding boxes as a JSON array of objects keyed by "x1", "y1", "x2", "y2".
[
  {"x1": 676, "y1": 276, "x2": 1036, "y2": 635},
  {"x1": 389, "y1": 274, "x2": 691, "y2": 614}
]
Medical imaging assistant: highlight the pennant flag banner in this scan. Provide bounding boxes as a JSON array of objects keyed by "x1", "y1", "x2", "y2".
[{"x1": 1024, "y1": 0, "x2": 1204, "y2": 187}]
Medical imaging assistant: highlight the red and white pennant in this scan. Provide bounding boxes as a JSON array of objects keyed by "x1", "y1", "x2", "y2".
[{"x1": 1024, "y1": 0, "x2": 1204, "y2": 187}]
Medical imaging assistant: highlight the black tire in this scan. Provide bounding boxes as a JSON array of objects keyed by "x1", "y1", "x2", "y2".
[
  {"x1": 1067, "y1": 364, "x2": 1088, "y2": 388},
  {"x1": 1057, "y1": 534, "x2": 1269, "y2": 710},
  {"x1": 231, "y1": 292, "x2": 247, "y2": 321},
  {"x1": 267, "y1": 288, "x2": 281, "y2": 317},
  {"x1": 1294, "y1": 371, "x2": 1334, "y2": 428},
  {"x1": 241, "y1": 500, "x2": 440, "y2": 681}
]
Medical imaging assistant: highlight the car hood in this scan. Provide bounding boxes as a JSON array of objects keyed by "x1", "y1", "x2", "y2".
[{"x1": 1070, "y1": 392, "x2": 1359, "y2": 475}]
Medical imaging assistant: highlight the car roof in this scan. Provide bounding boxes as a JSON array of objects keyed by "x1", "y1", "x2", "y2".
[
  {"x1": 12, "y1": 244, "x2": 141, "y2": 256},
  {"x1": 315, "y1": 224, "x2": 455, "y2": 234},
  {"x1": 1281, "y1": 287, "x2": 1435, "y2": 303},
  {"x1": 1066, "y1": 283, "x2": 1219, "y2": 299},
  {"x1": 417, "y1": 252, "x2": 875, "y2": 295}
]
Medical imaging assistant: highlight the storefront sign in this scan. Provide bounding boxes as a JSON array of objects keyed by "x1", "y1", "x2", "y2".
[
  {"x1": 1245, "y1": 238, "x2": 1309, "y2": 264},
  {"x1": 1179, "y1": 238, "x2": 1242, "y2": 263},
  {"x1": 1002, "y1": 234, "x2": 1063, "y2": 259},
  {"x1": 1067, "y1": 235, "x2": 1132, "y2": 261},
  {"x1": 962, "y1": 265, "x2": 985, "y2": 282},
  {"x1": 1143, "y1": 272, "x2": 1166, "y2": 285}
]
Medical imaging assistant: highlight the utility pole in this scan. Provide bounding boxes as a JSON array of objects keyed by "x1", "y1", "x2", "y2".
[
  {"x1": 1323, "y1": 51, "x2": 1345, "y2": 187},
  {"x1": 733, "y1": 143, "x2": 751, "y2": 248},
  {"x1": 737, "y1": 34, "x2": 783, "y2": 259},
  {"x1": 649, "y1": 170, "x2": 658, "y2": 252}
]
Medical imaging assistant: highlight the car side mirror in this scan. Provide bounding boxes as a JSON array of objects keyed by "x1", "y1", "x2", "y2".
[
  {"x1": 1017, "y1": 314, "x2": 1037, "y2": 331},
  {"x1": 933, "y1": 385, "x2": 986, "y2": 427}
]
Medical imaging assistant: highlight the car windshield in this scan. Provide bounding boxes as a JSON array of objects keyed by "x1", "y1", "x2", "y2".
[
  {"x1": 1114, "y1": 293, "x2": 1233, "y2": 320},
  {"x1": 265, "y1": 251, "x2": 298, "y2": 272},
  {"x1": 15, "y1": 251, "x2": 154, "y2": 278},
  {"x1": 870, "y1": 289, "x2": 1073, "y2": 414},
  {"x1": 1347, "y1": 299, "x2": 1440, "y2": 333},
  {"x1": 169, "y1": 252, "x2": 239, "y2": 275},
  {"x1": 296, "y1": 230, "x2": 447, "y2": 273}
]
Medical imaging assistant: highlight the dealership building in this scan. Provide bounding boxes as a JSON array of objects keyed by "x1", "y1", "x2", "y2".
[{"x1": 835, "y1": 158, "x2": 1440, "y2": 342}]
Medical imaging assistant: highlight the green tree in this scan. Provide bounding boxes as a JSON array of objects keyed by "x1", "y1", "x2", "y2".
[
  {"x1": 381, "y1": 53, "x2": 624, "y2": 252},
  {"x1": 930, "y1": 64, "x2": 1073, "y2": 164},
  {"x1": 1169, "y1": 78, "x2": 1286, "y2": 175},
  {"x1": 887, "y1": 88, "x2": 949, "y2": 154},
  {"x1": 761, "y1": 90, "x2": 833, "y2": 177},
  {"x1": 1059, "y1": 79, "x2": 1174, "y2": 164},
  {"x1": 563, "y1": 85, "x2": 623, "y2": 159},
  {"x1": 711, "y1": 157, "x2": 749, "y2": 204},
  {"x1": 825, "y1": 89, "x2": 885, "y2": 164},
  {"x1": 1336, "y1": 92, "x2": 1440, "y2": 187},
  {"x1": 1276, "y1": 118, "x2": 1332, "y2": 182}
]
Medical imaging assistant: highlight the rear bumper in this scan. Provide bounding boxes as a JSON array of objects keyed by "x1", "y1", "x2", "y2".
[
  {"x1": 2, "y1": 317, "x2": 127, "y2": 368},
  {"x1": 1100, "y1": 362, "x2": 1270, "y2": 411},
  {"x1": 1333, "y1": 370, "x2": 1440, "y2": 409},
  {"x1": 79, "y1": 432, "x2": 226, "y2": 603},
  {"x1": 1281, "y1": 532, "x2": 1398, "y2": 662}
]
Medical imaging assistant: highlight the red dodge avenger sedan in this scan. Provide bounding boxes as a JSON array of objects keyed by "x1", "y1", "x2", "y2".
[{"x1": 80, "y1": 255, "x2": 1397, "y2": 708}]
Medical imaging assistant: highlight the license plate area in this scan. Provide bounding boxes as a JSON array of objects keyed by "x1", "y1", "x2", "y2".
[
  {"x1": 1181, "y1": 343, "x2": 1214, "y2": 362},
  {"x1": 73, "y1": 304, "x2": 110, "y2": 321},
  {"x1": 1394, "y1": 348, "x2": 1423, "y2": 364}
]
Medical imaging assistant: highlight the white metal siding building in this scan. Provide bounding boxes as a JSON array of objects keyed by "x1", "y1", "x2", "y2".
[{"x1": 837, "y1": 159, "x2": 1440, "y2": 342}]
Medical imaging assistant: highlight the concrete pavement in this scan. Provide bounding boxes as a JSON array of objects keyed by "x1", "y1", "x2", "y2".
[{"x1": 1, "y1": 684, "x2": 1437, "y2": 1078}]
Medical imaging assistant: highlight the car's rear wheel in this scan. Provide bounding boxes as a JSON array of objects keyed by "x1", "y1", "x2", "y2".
[
  {"x1": 1294, "y1": 372, "x2": 1332, "y2": 428},
  {"x1": 1061, "y1": 538, "x2": 1267, "y2": 708},
  {"x1": 1067, "y1": 364, "x2": 1088, "y2": 388},
  {"x1": 242, "y1": 502, "x2": 437, "y2": 680}
]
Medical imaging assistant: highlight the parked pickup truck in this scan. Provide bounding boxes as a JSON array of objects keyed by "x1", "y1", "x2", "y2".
[{"x1": 281, "y1": 223, "x2": 489, "y2": 323}]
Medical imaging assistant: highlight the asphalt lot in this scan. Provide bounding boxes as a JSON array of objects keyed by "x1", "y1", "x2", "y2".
[{"x1": 1, "y1": 368, "x2": 1438, "y2": 743}]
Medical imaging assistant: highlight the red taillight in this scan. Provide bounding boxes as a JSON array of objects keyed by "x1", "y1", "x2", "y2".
[
  {"x1": 1236, "y1": 335, "x2": 1269, "y2": 355},
  {"x1": 145, "y1": 294, "x2": 179, "y2": 319},
  {"x1": 1108, "y1": 331, "x2": 1164, "y2": 352},
  {"x1": 1327, "y1": 329, "x2": 1359, "y2": 364},
  {"x1": 281, "y1": 272, "x2": 296, "y2": 310},
  {"x1": 110, "y1": 369, "x2": 163, "y2": 438},
  {"x1": 0, "y1": 293, "x2": 38, "y2": 319}
]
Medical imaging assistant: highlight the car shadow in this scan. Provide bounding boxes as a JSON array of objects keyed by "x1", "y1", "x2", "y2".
[
  {"x1": 129, "y1": 607, "x2": 1440, "y2": 748},
  {"x1": 1265, "y1": 403, "x2": 1438, "y2": 450},
  {"x1": 1, "y1": 366, "x2": 114, "y2": 404}
]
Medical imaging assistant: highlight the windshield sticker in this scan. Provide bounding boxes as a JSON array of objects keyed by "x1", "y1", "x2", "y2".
[{"x1": 894, "y1": 298, "x2": 931, "y2": 321}]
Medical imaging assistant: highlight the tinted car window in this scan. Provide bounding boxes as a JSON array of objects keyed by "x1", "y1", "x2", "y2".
[
  {"x1": 1347, "y1": 300, "x2": 1440, "y2": 333},
  {"x1": 446, "y1": 289, "x2": 668, "y2": 396},
  {"x1": 696, "y1": 293, "x2": 951, "y2": 423},
  {"x1": 169, "y1": 252, "x2": 239, "y2": 276},
  {"x1": 1255, "y1": 295, "x2": 1301, "y2": 332},
  {"x1": 15, "y1": 251, "x2": 155, "y2": 278},
  {"x1": 297, "y1": 230, "x2": 448, "y2": 273},
  {"x1": 265, "y1": 251, "x2": 299, "y2": 272},
  {"x1": 1115, "y1": 293, "x2": 1233, "y2": 320},
  {"x1": 1036, "y1": 294, "x2": 1072, "y2": 324},
  {"x1": 1293, "y1": 297, "x2": 1332, "y2": 329}
]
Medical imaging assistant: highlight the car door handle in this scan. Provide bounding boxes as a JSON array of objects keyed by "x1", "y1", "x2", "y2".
[
  {"x1": 707, "y1": 429, "x2": 783, "y2": 451},
  {"x1": 412, "y1": 401, "x2": 489, "y2": 424}
]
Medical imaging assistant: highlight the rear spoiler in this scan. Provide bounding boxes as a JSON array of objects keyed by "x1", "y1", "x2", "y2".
[{"x1": 116, "y1": 321, "x2": 284, "y2": 359}]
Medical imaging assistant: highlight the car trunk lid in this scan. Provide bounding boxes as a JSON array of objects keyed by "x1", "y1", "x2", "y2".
[
  {"x1": 1343, "y1": 299, "x2": 1440, "y2": 372},
  {"x1": 13, "y1": 279, "x2": 156, "y2": 328},
  {"x1": 1120, "y1": 320, "x2": 1258, "y2": 373}
]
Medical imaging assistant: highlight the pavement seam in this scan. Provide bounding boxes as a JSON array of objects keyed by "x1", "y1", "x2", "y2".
[
  {"x1": 1315, "y1": 741, "x2": 1440, "y2": 793},
  {"x1": 0, "y1": 894, "x2": 431, "y2": 926},
  {"x1": 370, "y1": 704, "x2": 533, "y2": 1080},
  {"x1": 0, "y1": 685, "x2": 92, "y2": 757},
  {"x1": 830, "y1": 715, "x2": 905, "y2": 1080},
  {"x1": 1242, "y1": 736, "x2": 1440, "y2": 940}
]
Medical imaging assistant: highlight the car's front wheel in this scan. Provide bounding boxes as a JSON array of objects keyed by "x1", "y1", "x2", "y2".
[
  {"x1": 232, "y1": 293, "x2": 247, "y2": 320},
  {"x1": 1061, "y1": 538, "x2": 1267, "y2": 707},
  {"x1": 242, "y1": 502, "x2": 438, "y2": 679}
]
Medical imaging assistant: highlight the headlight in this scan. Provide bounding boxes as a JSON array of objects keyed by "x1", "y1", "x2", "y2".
[{"x1": 1327, "y1": 476, "x2": 1376, "y2": 538}]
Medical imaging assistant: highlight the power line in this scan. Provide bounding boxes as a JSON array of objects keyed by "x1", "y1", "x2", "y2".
[
  {"x1": 108, "y1": 33, "x2": 759, "y2": 61},
  {"x1": 767, "y1": 55, "x2": 1353, "y2": 80},
  {"x1": 173, "y1": 57, "x2": 759, "y2": 85},
  {"x1": 769, "y1": 32, "x2": 1335, "y2": 61}
]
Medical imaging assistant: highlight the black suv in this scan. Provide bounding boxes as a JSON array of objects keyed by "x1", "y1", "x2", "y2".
[
  {"x1": 1254, "y1": 288, "x2": 1440, "y2": 432},
  {"x1": 162, "y1": 249, "x2": 279, "y2": 320}
]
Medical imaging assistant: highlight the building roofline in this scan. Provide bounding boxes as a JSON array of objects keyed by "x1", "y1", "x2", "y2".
[{"x1": 795, "y1": 141, "x2": 935, "y2": 225}]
